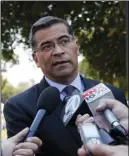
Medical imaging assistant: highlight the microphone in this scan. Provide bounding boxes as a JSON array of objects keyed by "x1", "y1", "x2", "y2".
[
  {"x1": 24, "y1": 86, "x2": 60, "y2": 140},
  {"x1": 98, "y1": 128, "x2": 116, "y2": 145},
  {"x1": 78, "y1": 122, "x2": 102, "y2": 156},
  {"x1": 60, "y1": 92, "x2": 83, "y2": 126},
  {"x1": 77, "y1": 122, "x2": 116, "y2": 156},
  {"x1": 60, "y1": 84, "x2": 116, "y2": 146},
  {"x1": 83, "y1": 83, "x2": 128, "y2": 140}
]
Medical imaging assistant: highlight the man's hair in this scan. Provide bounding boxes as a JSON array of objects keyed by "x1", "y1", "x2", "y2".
[{"x1": 29, "y1": 16, "x2": 74, "y2": 51}]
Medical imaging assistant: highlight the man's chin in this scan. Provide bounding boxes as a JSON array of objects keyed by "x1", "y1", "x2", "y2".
[
  {"x1": 55, "y1": 73, "x2": 71, "y2": 78},
  {"x1": 53, "y1": 70, "x2": 77, "y2": 81},
  {"x1": 54, "y1": 69, "x2": 73, "y2": 76}
]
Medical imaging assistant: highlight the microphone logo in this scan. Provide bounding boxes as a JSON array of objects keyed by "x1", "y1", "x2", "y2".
[
  {"x1": 82, "y1": 83, "x2": 110, "y2": 103},
  {"x1": 63, "y1": 94, "x2": 81, "y2": 124}
]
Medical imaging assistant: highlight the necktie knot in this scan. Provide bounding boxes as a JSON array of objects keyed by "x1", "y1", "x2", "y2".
[{"x1": 63, "y1": 85, "x2": 79, "y2": 97}]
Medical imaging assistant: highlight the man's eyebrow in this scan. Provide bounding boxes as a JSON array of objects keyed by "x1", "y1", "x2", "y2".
[
  {"x1": 58, "y1": 35, "x2": 72, "y2": 40},
  {"x1": 39, "y1": 35, "x2": 72, "y2": 46},
  {"x1": 40, "y1": 41, "x2": 52, "y2": 46}
]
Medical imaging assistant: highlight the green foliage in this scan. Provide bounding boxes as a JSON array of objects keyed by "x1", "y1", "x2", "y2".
[
  {"x1": 1, "y1": 78, "x2": 30, "y2": 103},
  {"x1": 79, "y1": 59, "x2": 128, "y2": 99},
  {"x1": 1, "y1": 1, "x2": 127, "y2": 91},
  {"x1": 79, "y1": 59, "x2": 100, "y2": 80}
]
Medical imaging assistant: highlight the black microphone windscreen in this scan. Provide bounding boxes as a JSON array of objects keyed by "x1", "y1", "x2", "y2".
[{"x1": 37, "y1": 86, "x2": 60, "y2": 113}]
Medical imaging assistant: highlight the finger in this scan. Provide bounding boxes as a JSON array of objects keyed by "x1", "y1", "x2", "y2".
[
  {"x1": 76, "y1": 114, "x2": 90, "y2": 125},
  {"x1": 26, "y1": 137, "x2": 42, "y2": 147},
  {"x1": 96, "y1": 99, "x2": 120, "y2": 112},
  {"x1": 75, "y1": 114, "x2": 82, "y2": 125},
  {"x1": 14, "y1": 142, "x2": 38, "y2": 153},
  {"x1": 76, "y1": 114, "x2": 82, "y2": 121},
  {"x1": 12, "y1": 128, "x2": 29, "y2": 144},
  {"x1": 13, "y1": 149, "x2": 33, "y2": 156},
  {"x1": 78, "y1": 145, "x2": 89, "y2": 156},
  {"x1": 78, "y1": 148, "x2": 86, "y2": 156},
  {"x1": 87, "y1": 143, "x2": 112, "y2": 156},
  {"x1": 83, "y1": 117, "x2": 94, "y2": 124}
]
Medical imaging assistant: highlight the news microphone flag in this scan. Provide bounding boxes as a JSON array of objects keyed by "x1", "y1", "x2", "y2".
[
  {"x1": 82, "y1": 83, "x2": 114, "y2": 116},
  {"x1": 82, "y1": 83, "x2": 116, "y2": 131}
]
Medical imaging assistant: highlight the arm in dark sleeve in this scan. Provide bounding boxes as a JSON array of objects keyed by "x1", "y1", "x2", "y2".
[{"x1": 4, "y1": 99, "x2": 32, "y2": 138}]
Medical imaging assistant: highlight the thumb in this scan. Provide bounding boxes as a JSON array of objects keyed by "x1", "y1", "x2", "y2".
[
  {"x1": 11, "y1": 127, "x2": 29, "y2": 144},
  {"x1": 87, "y1": 144, "x2": 113, "y2": 156}
]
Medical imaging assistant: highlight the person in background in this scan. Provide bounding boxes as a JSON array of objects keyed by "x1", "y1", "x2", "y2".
[
  {"x1": 1, "y1": 127, "x2": 42, "y2": 156},
  {"x1": 76, "y1": 99, "x2": 128, "y2": 156}
]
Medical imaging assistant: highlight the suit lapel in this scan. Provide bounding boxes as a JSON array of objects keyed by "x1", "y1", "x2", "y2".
[
  {"x1": 38, "y1": 77, "x2": 50, "y2": 93},
  {"x1": 80, "y1": 75, "x2": 99, "y2": 91}
]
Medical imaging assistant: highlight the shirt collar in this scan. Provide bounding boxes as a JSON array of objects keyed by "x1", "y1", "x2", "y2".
[{"x1": 45, "y1": 74, "x2": 84, "y2": 93}]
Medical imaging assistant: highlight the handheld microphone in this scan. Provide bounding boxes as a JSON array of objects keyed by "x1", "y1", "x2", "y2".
[
  {"x1": 83, "y1": 83, "x2": 128, "y2": 139},
  {"x1": 60, "y1": 84, "x2": 116, "y2": 146},
  {"x1": 98, "y1": 128, "x2": 116, "y2": 145},
  {"x1": 60, "y1": 92, "x2": 83, "y2": 126},
  {"x1": 24, "y1": 86, "x2": 60, "y2": 140}
]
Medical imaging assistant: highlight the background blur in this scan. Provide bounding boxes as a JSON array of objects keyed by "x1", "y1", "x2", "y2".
[{"x1": 1, "y1": 1, "x2": 128, "y2": 140}]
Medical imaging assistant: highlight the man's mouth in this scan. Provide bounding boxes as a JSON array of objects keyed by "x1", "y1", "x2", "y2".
[{"x1": 53, "y1": 60, "x2": 69, "y2": 66}]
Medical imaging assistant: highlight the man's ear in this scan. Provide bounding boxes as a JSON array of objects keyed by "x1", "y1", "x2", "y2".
[
  {"x1": 32, "y1": 53, "x2": 40, "y2": 68},
  {"x1": 75, "y1": 39, "x2": 80, "y2": 56}
]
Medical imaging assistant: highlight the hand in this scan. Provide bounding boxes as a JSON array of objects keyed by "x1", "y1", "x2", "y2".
[
  {"x1": 96, "y1": 99, "x2": 128, "y2": 132},
  {"x1": 2, "y1": 128, "x2": 29, "y2": 156},
  {"x1": 75, "y1": 114, "x2": 94, "y2": 126},
  {"x1": 78, "y1": 144, "x2": 128, "y2": 156},
  {"x1": 1, "y1": 127, "x2": 42, "y2": 156},
  {"x1": 13, "y1": 136, "x2": 42, "y2": 156}
]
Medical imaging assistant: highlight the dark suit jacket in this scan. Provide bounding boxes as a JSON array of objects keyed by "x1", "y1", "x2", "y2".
[{"x1": 4, "y1": 76, "x2": 127, "y2": 156}]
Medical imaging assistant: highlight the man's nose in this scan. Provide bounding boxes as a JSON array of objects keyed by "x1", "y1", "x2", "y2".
[{"x1": 52, "y1": 43, "x2": 65, "y2": 55}]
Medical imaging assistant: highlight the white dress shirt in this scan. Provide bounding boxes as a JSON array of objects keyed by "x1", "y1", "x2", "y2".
[{"x1": 45, "y1": 74, "x2": 84, "y2": 100}]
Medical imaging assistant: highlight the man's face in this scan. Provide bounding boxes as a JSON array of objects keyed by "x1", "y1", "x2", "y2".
[{"x1": 33, "y1": 23, "x2": 79, "y2": 83}]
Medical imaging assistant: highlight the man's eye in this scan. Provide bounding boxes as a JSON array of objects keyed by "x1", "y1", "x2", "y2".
[
  {"x1": 60, "y1": 38, "x2": 69, "y2": 44},
  {"x1": 41, "y1": 44, "x2": 52, "y2": 51}
]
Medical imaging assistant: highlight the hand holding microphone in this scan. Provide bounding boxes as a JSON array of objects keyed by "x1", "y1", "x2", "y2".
[
  {"x1": 76, "y1": 113, "x2": 116, "y2": 156},
  {"x1": 77, "y1": 99, "x2": 129, "y2": 156},
  {"x1": 96, "y1": 99, "x2": 129, "y2": 143},
  {"x1": 76, "y1": 114, "x2": 102, "y2": 156},
  {"x1": 2, "y1": 87, "x2": 60, "y2": 156},
  {"x1": 82, "y1": 83, "x2": 128, "y2": 141},
  {"x1": 96, "y1": 99, "x2": 128, "y2": 133},
  {"x1": 1, "y1": 128, "x2": 42, "y2": 156},
  {"x1": 76, "y1": 113, "x2": 128, "y2": 156}
]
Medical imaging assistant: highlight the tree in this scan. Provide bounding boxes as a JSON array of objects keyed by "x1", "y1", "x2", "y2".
[
  {"x1": 1, "y1": 78, "x2": 32, "y2": 103},
  {"x1": 1, "y1": 78, "x2": 17, "y2": 103},
  {"x1": 1, "y1": 1, "x2": 127, "y2": 86},
  {"x1": 79, "y1": 59, "x2": 128, "y2": 98}
]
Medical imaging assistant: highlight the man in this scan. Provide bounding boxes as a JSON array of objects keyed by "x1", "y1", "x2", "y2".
[
  {"x1": 1, "y1": 127, "x2": 42, "y2": 156},
  {"x1": 76, "y1": 99, "x2": 128, "y2": 156},
  {"x1": 4, "y1": 16, "x2": 127, "y2": 156}
]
